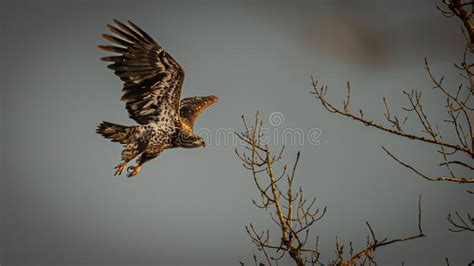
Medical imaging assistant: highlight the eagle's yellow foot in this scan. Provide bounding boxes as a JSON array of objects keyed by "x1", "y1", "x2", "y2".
[
  {"x1": 126, "y1": 165, "x2": 142, "y2": 178},
  {"x1": 114, "y1": 163, "x2": 126, "y2": 176}
]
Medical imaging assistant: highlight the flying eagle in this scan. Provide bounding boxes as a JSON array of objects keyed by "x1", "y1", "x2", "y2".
[{"x1": 96, "y1": 19, "x2": 218, "y2": 177}]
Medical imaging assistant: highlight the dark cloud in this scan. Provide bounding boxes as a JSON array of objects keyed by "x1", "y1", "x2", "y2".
[{"x1": 241, "y1": 0, "x2": 464, "y2": 68}]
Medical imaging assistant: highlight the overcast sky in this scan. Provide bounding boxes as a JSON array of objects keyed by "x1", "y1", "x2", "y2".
[{"x1": 1, "y1": 0, "x2": 472, "y2": 265}]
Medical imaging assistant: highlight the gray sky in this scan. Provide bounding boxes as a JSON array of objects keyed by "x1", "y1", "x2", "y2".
[{"x1": 1, "y1": 0, "x2": 473, "y2": 265}]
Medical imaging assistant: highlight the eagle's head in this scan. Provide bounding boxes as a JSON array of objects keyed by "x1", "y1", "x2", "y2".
[{"x1": 177, "y1": 133, "x2": 206, "y2": 148}]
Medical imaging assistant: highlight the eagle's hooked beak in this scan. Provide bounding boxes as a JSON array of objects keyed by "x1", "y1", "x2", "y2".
[{"x1": 194, "y1": 138, "x2": 205, "y2": 148}]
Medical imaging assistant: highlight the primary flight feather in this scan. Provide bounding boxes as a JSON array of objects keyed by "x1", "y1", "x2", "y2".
[{"x1": 96, "y1": 19, "x2": 218, "y2": 177}]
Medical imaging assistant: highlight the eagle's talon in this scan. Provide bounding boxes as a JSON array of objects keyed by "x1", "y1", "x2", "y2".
[
  {"x1": 126, "y1": 165, "x2": 141, "y2": 178},
  {"x1": 114, "y1": 163, "x2": 126, "y2": 176}
]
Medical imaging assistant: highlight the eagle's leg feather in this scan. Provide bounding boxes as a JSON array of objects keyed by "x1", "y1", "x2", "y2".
[{"x1": 116, "y1": 142, "x2": 146, "y2": 176}]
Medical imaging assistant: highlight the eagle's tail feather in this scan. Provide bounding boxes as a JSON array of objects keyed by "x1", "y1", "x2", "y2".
[{"x1": 96, "y1": 121, "x2": 133, "y2": 144}]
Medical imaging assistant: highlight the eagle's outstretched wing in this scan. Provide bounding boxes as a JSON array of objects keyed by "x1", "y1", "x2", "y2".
[
  {"x1": 179, "y1": 96, "x2": 219, "y2": 132},
  {"x1": 99, "y1": 19, "x2": 185, "y2": 125}
]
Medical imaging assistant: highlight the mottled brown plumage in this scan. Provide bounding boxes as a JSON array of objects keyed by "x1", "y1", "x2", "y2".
[
  {"x1": 179, "y1": 96, "x2": 219, "y2": 135},
  {"x1": 96, "y1": 19, "x2": 218, "y2": 177}
]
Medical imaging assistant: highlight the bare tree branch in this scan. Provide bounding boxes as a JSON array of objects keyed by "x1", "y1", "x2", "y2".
[
  {"x1": 237, "y1": 113, "x2": 425, "y2": 265},
  {"x1": 310, "y1": 1, "x2": 474, "y2": 185},
  {"x1": 448, "y1": 210, "x2": 474, "y2": 232},
  {"x1": 309, "y1": 0, "x2": 474, "y2": 243},
  {"x1": 382, "y1": 146, "x2": 474, "y2": 183},
  {"x1": 236, "y1": 112, "x2": 323, "y2": 265},
  {"x1": 333, "y1": 196, "x2": 425, "y2": 266},
  {"x1": 437, "y1": 0, "x2": 474, "y2": 49}
]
